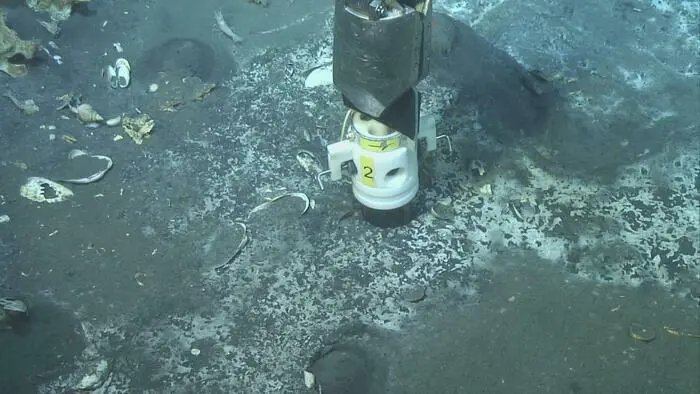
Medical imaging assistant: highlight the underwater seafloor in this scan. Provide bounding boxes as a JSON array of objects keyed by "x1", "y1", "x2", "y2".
[{"x1": 0, "y1": 0, "x2": 698, "y2": 393}]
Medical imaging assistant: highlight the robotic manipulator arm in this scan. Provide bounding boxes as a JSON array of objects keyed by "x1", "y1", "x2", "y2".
[{"x1": 333, "y1": 0, "x2": 432, "y2": 140}]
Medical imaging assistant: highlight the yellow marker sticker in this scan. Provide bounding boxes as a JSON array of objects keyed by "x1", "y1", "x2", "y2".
[
  {"x1": 359, "y1": 135, "x2": 401, "y2": 152},
  {"x1": 359, "y1": 155, "x2": 375, "y2": 187}
]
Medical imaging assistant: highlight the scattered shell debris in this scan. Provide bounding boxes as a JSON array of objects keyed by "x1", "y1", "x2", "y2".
[
  {"x1": 296, "y1": 149, "x2": 323, "y2": 174},
  {"x1": 215, "y1": 10, "x2": 243, "y2": 43},
  {"x1": 58, "y1": 149, "x2": 113, "y2": 184},
  {"x1": 20, "y1": 176, "x2": 73, "y2": 203},
  {"x1": 61, "y1": 134, "x2": 77, "y2": 143},
  {"x1": 629, "y1": 322, "x2": 656, "y2": 343},
  {"x1": 214, "y1": 222, "x2": 249, "y2": 273},
  {"x1": 3, "y1": 90, "x2": 39, "y2": 115},
  {"x1": 122, "y1": 114, "x2": 155, "y2": 144},
  {"x1": 248, "y1": 192, "x2": 311, "y2": 218},
  {"x1": 664, "y1": 325, "x2": 700, "y2": 339},
  {"x1": 73, "y1": 359, "x2": 111, "y2": 391}
]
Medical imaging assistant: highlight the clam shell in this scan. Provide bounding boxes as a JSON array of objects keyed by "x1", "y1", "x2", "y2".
[
  {"x1": 115, "y1": 58, "x2": 131, "y2": 88},
  {"x1": 76, "y1": 103, "x2": 104, "y2": 123}
]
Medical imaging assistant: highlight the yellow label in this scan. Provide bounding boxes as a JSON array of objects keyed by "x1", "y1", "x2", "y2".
[
  {"x1": 359, "y1": 155, "x2": 376, "y2": 187},
  {"x1": 359, "y1": 135, "x2": 401, "y2": 153}
]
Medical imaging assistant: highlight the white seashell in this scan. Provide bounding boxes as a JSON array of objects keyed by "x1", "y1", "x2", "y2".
[
  {"x1": 106, "y1": 65, "x2": 118, "y2": 88},
  {"x1": 304, "y1": 64, "x2": 333, "y2": 88},
  {"x1": 105, "y1": 116, "x2": 122, "y2": 126},
  {"x1": 215, "y1": 10, "x2": 243, "y2": 43},
  {"x1": 248, "y1": 192, "x2": 310, "y2": 218},
  {"x1": 147, "y1": 83, "x2": 159, "y2": 93},
  {"x1": 76, "y1": 103, "x2": 104, "y2": 123},
  {"x1": 115, "y1": 58, "x2": 131, "y2": 88},
  {"x1": 20, "y1": 177, "x2": 73, "y2": 203},
  {"x1": 68, "y1": 149, "x2": 88, "y2": 159}
]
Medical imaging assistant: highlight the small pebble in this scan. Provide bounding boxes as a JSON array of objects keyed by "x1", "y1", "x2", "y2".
[{"x1": 190, "y1": 348, "x2": 201, "y2": 356}]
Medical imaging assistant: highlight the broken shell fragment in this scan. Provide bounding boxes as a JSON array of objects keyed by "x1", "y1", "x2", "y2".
[
  {"x1": 214, "y1": 222, "x2": 249, "y2": 273},
  {"x1": 68, "y1": 149, "x2": 87, "y2": 160},
  {"x1": 248, "y1": 192, "x2": 311, "y2": 218},
  {"x1": 304, "y1": 63, "x2": 333, "y2": 88},
  {"x1": 296, "y1": 149, "x2": 323, "y2": 174},
  {"x1": 629, "y1": 323, "x2": 656, "y2": 343},
  {"x1": 75, "y1": 103, "x2": 104, "y2": 123},
  {"x1": 105, "y1": 116, "x2": 122, "y2": 127},
  {"x1": 3, "y1": 91, "x2": 39, "y2": 115},
  {"x1": 20, "y1": 177, "x2": 73, "y2": 203},
  {"x1": 59, "y1": 150, "x2": 113, "y2": 184}
]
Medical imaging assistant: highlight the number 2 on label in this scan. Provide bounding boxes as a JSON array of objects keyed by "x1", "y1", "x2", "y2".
[{"x1": 359, "y1": 155, "x2": 376, "y2": 187}]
